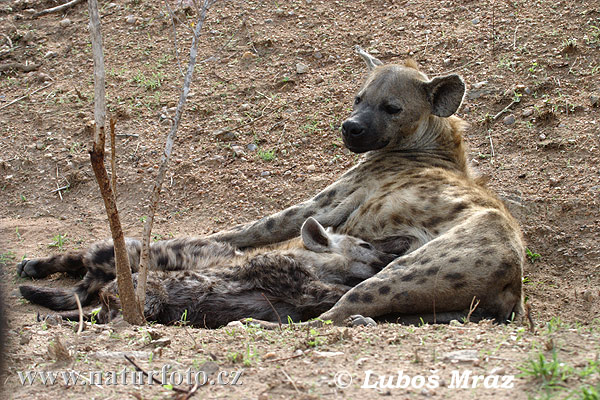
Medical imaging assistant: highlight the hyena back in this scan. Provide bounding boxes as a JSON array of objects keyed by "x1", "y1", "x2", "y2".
[{"x1": 19, "y1": 218, "x2": 395, "y2": 327}]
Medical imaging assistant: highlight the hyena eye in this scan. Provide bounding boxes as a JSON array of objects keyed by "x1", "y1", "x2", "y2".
[
  {"x1": 359, "y1": 242, "x2": 374, "y2": 250},
  {"x1": 383, "y1": 103, "x2": 402, "y2": 114},
  {"x1": 354, "y1": 96, "x2": 362, "y2": 105}
]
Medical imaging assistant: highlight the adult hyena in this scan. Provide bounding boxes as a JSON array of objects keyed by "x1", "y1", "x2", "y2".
[
  {"x1": 18, "y1": 218, "x2": 396, "y2": 327},
  {"x1": 204, "y1": 47, "x2": 525, "y2": 325}
]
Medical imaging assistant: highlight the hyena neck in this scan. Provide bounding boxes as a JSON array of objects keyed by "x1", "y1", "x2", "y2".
[{"x1": 369, "y1": 115, "x2": 469, "y2": 174}]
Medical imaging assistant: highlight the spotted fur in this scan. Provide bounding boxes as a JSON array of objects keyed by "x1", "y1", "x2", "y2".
[
  {"x1": 206, "y1": 47, "x2": 525, "y2": 325},
  {"x1": 18, "y1": 218, "x2": 396, "y2": 327}
]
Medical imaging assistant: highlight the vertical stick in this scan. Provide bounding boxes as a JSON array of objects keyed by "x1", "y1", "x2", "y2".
[
  {"x1": 87, "y1": 0, "x2": 144, "y2": 325},
  {"x1": 135, "y1": 0, "x2": 214, "y2": 308}
]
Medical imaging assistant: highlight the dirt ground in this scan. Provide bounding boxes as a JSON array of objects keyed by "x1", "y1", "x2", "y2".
[{"x1": 1, "y1": 0, "x2": 599, "y2": 399}]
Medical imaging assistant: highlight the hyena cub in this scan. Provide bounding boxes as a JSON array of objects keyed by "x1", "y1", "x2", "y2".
[{"x1": 19, "y1": 218, "x2": 396, "y2": 328}]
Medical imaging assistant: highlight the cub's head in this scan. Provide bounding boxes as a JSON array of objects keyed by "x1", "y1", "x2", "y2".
[{"x1": 341, "y1": 46, "x2": 465, "y2": 153}]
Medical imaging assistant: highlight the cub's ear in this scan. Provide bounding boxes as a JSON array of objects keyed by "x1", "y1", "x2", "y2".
[
  {"x1": 424, "y1": 74, "x2": 466, "y2": 117},
  {"x1": 301, "y1": 217, "x2": 330, "y2": 253},
  {"x1": 355, "y1": 45, "x2": 383, "y2": 71}
]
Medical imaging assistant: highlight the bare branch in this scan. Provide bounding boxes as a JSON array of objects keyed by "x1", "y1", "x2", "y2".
[
  {"x1": 34, "y1": 0, "x2": 85, "y2": 18},
  {"x1": 87, "y1": 0, "x2": 144, "y2": 325},
  {"x1": 136, "y1": 0, "x2": 214, "y2": 310}
]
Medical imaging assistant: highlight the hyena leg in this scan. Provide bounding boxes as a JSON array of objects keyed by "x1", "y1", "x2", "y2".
[
  {"x1": 17, "y1": 251, "x2": 87, "y2": 279},
  {"x1": 318, "y1": 211, "x2": 524, "y2": 325}
]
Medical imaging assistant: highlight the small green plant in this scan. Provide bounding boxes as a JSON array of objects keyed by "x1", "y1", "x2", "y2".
[
  {"x1": 258, "y1": 149, "x2": 276, "y2": 162},
  {"x1": 179, "y1": 309, "x2": 189, "y2": 325},
  {"x1": 0, "y1": 251, "x2": 16, "y2": 265},
  {"x1": 584, "y1": 25, "x2": 600, "y2": 46},
  {"x1": 526, "y1": 248, "x2": 541, "y2": 263},
  {"x1": 132, "y1": 71, "x2": 164, "y2": 91},
  {"x1": 306, "y1": 328, "x2": 324, "y2": 347},
  {"x1": 519, "y1": 351, "x2": 574, "y2": 394},
  {"x1": 90, "y1": 308, "x2": 100, "y2": 325},
  {"x1": 49, "y1": 234, "x2": 68, "y2": 250}
]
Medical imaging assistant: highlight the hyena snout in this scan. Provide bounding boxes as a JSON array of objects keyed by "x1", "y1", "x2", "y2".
[{"x1": 341, "y1": 119, "x2": 365, "y2": 139}]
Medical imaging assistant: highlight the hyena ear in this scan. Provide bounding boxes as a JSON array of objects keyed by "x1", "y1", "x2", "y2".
[
  {"x1": 301, "y1": 217, "x2": 331, "y2": 253},
  {"x1": 424, "y1": 74, "x2": 466, "y2": 117},
  {"x1": 355, "y1": 45, "x2": 383, "y2": 71}
]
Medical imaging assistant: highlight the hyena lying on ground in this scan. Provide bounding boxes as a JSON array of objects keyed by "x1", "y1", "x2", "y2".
[
  {"x1": 18, "y1": 218, "x2": 396, "y2": 328},
  {"x1": 201, "y1": 47, "x2": 525, "y2": 326}
]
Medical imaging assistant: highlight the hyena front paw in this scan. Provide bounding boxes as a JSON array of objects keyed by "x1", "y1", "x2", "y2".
[
  {"x1": 348, "y1": 314, "x2": 377, "y2": 327},
  {"x1": 17, "y1": 259, "x2": 51, "y2": 279}
]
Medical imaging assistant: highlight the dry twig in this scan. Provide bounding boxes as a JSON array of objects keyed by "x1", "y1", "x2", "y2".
[
  {"x1": 136, "y1": 0, "x2": 214, "y2": 309},
  {"x1": 261, "y1": 292, "x2": 282, "y2": 329},
  {"x1": 465, "y1": 296, "x2": 481, "y2": 323},
  {"x1": 0, "y1": 83, "x2": 52, "y2": 111},
  {"x1": 34, "y1": 0, "x2": 85, "y2": 18},
  {"x1": 73, "y1": 293, "x2": 84, "y2": 334}
]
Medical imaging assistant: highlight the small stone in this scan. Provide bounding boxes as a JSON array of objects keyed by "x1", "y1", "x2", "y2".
[
  {"x1": 231, "y1": 145, "x2": 245, "y2": 156},
  {"x1": 522, "y1": 108, "x2": 533, "y2": 118},
  {"x1": 590, "y1": 95, "x2": 600, "y2": 108},
  {"x1": 260, "y1": 171, "x2": 271, "y2": 177},
  {"x1": 20, "y1": 332, "x2": 32, "y2": 345},
  {"x1": 59, "y1": 18, "x2": 71, "y2": 28},
  {"x1": 226, "y1": 321, "x2": 245, "y2": 328},
  {"x1": 36, "y1": 142, "x2": 45, "y2": 150},
  {"x1": 503, "y1": 114, "x2": 516, "y2": 125},
  {"x1": 240, "y1": 103, "x2": 251, "y2": 111},
  {"x1": 263, "y1": 352, "x2": 278, "y2": 360},
  {"x1": 264, "y1": 18, "x2": 273, "y2": 24},
  {"x1": 472, "y1": 81, "x2": 488, "y2": 89},
  {"x1": 213, "y1": 129, "x2": 237, "y2": 142},
  {"x1": 315, "y1": 75, "x2": 324, "y2": 84},
  {"x1": 443, "y1": 58, "x2": 451, "y2": 65},
  {"x1": 23, "y1": 8, "x2": 36, "y2": 15},
  {"x1": 313, "y1": 51, "x2": 323, "y2": 59},
  {"x1": 125, "y1": 15, "x2": 137, "y2": 24},
  {"x1": 247, "y1": 143, "x2": 258, "y2": 151},
  {"x1": 443, "y1": 350, "x2": 479, "y2": 363},
  {"x1": 241, "y1": 51, "x2": 256, "y2": 61},
  {"x1": 45, "y1": 51, "x2": 58, "y2": 59},
  {"x1": 151, "y1": 338, "x2": 171, "y2": 348},
  {"x1": 539, "y1": 133, "x2": 546, "y2": 140},
  {"x1": 22, "y1": 31, "x2": 35, "y2": 43},
  {"x1": 37, "y1": 72, "x2": 51, "y2": 82},
  {"x1": 306, "y1": 164, "x2": 316, "y2": 172},
  {"x1": 471, "y1": 17, "x2": 480, "y2": 24},
  {"x1": 296, "y1": 62, "x2": 309, "y2": 74}
]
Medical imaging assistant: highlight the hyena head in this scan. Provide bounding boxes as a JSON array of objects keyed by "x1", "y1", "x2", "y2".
[
  {"x1": 300, "y1": 217, "x2": 397, "y2": 277},
  {"x1": 340, "y1": 46, "x2": 466, "y2": 153}
]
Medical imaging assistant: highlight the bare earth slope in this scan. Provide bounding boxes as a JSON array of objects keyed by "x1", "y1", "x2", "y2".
[{"x1": 0, "y1": 1, "x2": 598, "y2": 398}]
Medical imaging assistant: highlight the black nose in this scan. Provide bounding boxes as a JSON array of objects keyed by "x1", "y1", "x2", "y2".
[{"x1": 342, "y1": 120, "x2": 365, "y2": 138}]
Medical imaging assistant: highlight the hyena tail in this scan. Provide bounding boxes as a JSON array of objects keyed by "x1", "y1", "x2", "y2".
[{"x1": 19, "y1": 281, "x2": 94, "y2": 311}]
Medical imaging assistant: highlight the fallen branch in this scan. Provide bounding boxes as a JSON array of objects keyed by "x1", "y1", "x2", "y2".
[
  {"x1": 0, "y1": 83, "x2": 52, "y2": 111},
  {"x1": 136, "y1": 0, "x2": 214, "y2": 311},
  {"x1": 34, "y1": 0, "x2": 85, "y2": 18},
  {"x1": 493, "y1": 99, "x2": 519, "y2": 121},
  {"x1": 0, "y1": 62, "x2": 41, "y2": 73},
  {"x1": 124, "y1": 355, "x2": 188, "y2": 394}
]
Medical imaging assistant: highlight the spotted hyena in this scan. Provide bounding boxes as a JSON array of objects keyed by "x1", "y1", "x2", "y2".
[
  {"x1": 204, "y1": 47, "x2": 525, "y2": 326},
  {"x1": 18, "y1": 218, "x2": 396, "y2": 327}
]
